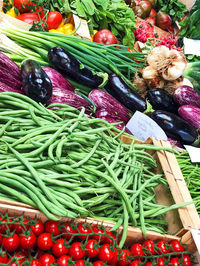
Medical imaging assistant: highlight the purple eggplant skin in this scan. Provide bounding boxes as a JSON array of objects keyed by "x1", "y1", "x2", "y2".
[
  {"x1": 47, "y1": 87, "x2": 92, "y2": 114},
  {"x1": 105, "y1": 73, "x2": 147, "y2": 113},
  {"x1": 43, "y1": 67, "x2": 75, "y2": 92},
  {"x1": 0, "y1": 67, "x2": 22, "y2": 91},
  {"x1": 0, "y1": 81, "x2": 23, "y2": 94},
  {"x1": 173, "y1": 86, "x2": 200, "y2": 108},
  {"x1": 0, "y1": 52, "x2": 21, "y2": 79},
  {"x1": 146, "y1": 88, "x2": 179, "y2": 114},
  {"x1": 178, "y1": 105, "x2": 200, "y2": 131},
  {"x1": 89, "y1": 89, "x2": 131, "y2": 123},
  {"x1": 150, "y1": 110, "x2": 200, "y2": 145}
]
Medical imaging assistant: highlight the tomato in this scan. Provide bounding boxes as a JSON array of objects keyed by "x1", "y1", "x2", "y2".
[
  {"x1": 118, "y1": 249, "x2": 131, "y2": 266},
  {"x1": 7, "y1": 252, "x2": 26, "y2": 265},
  {"x1": 2, "y1": 233, "x2": 20, "y2": 252},
  {"x1": 56, "y1": 255, "x2": 71, "y2": 266},
  {"x1": 77, "y1": 223, "x2": 92, "y2": 240},
  {"x1": 92, "y1": 225, "x2": 106, "y2": 243},
  {"x1": 0, "y1": 250, "x2": 8, "y2": 264},
  {"x1": 182, "y1": 255, "x2": 192, "y2": 266},
  {"x1": 93, "y1": 261, "x2": 104, "y2": 266},
  {"x1": 46, "y1": 11, "x2": 63, "y2": 30},
  {"x1": 31, "y1": 219, "x2": 44, "y2": 236},
  {"x1": 62, "y1": 222, "x2": 78, "y2": 240},
  {"x1": 138, "y1": 1, "x2": 152, "y2": 17},
  {"x1": 45, "y1": 220, "x2": 61, "y2": 236},
  {"x1": 98, "y1": 244, "x2": 114, "y2": 263},
  {"x1": 69, "y1": 242, "x2": 85, "y2": 260},
  {"x1": 37, "y1": 233, "x2": 54, "y2": 251},
  {"x1": 104, "y1": 231, "x2": 116, "y2": 245},
  {"x1": 170, "y1": 257, "x2": 180, "y2": 266},
  {"x1": 52, "y1": 238, "x2": 68, "y2": 257},
  {"x1": 30, "y1": 259, "x2": 42, "y2": 266},
  {"x1": 30, "y1": 4, "x2": 45, "y2": 19},
  {"x1": 130, "y1": 260, "x2": 139, "y2": 266},
  {"x1": 85, "y1": 239, "x2": 99, "y2": 258},
  {"x1": 76, "y1": 260, "x2": 86, "y2": 266},
  {"x1": 93, "y1": 29, "x2": 118, "y2": 45},
  {"x1": 13, "y1": 0, "x2": 31, "y2": 13},
  {"x1": 108, "y1": 247, "x2": 118, "y2": 265},
  {"x1": 143, "y1": 240, "x2": 156, "y2": 255},
  {"x1": 39, "y1": 254, "x2": 55, "y2": 266},
  {"x1": 156, "y1": 257, "x2": 167, "y2": 266},
  {"x1": 20, "y1": 231, "x2": 36, "y2": 249},
  {"x1": 144, "y1": 262, "x2": 152, "y2": 266},
  {"x1": 0, "y1": 218, "x2": 13, "y2": 233},
  {"x1": 13, "y1": 216, "x2": 30, "y2": 234},
  {"x1": 130, "y1": 243, "x2": 144, "y2": 259},
  {"x1": 149, "y1": 8, "x2": 157, "y2": 18},
  {"x1": 156, "y1": 240, "x2": 170, "y2": 254},
  {"x1": 17, "y1": 13, "x2": 39, "y2": 25},
  {"x1": 156, "y1": 11, "x2": 172, "y2": 31},
  {"x1": 0, "y1": 234, "x2": 2, "y2": 245},
  {"x1": 170, "y1": 240, "x2": 184, "y2": 253}
]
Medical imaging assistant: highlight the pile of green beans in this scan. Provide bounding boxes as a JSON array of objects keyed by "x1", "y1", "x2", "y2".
[
  {"x1": 176, "y1": 152, "x2": 200, "y2": 215},
  {"x1": 0, "y1": 92, "x2": 190, "y2": 247}
]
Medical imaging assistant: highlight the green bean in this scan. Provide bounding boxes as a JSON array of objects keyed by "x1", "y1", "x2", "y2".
[{"x1": 119, "y1": 201, "x2": 129, "y2": 249}]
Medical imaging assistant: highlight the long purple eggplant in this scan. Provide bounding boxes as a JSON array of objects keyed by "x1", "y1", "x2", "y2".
[
  {"x1": 178, "y1": 105, "x2": 200, "y2": 131},
  {"x1": 173, "y1": 85, "x2": 200, "y2": 108},
  {"x1": 0, "y1": 67, "x2": 22, "y2": 91},
  {"x1": 0, "y1": 82, "x2": 23, "y2": 94},
  {"x1": 0, "y1": 52, "x2": 21, "y2": 78}
]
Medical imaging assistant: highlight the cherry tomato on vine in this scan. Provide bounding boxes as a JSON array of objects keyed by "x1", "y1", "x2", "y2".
[
  {"x1": 13, "y1": 216, "x2": 29, "y2": 234},
  {"x1": 0, "y1": 234, "x2": 2, "y2": 245},
  {"x1": 77, "y1": 223, "x2": 92, "y2": 240},
  {"x1": 118, "y1": 249, "x2": 131, "y2": 266},
  {"x1": 45, "y1": 220, "x2": 61, "y2": 236},
  {"x1": 144, "y1": 262, "x2": 152, "y2": 266},
  {"x1": 182, "y1": 255, "x2": 192, "y2": 266},
  {"x1": 13, "y1": 0, "x2": 31, "y2": 13},
  {"x1": 20, "y1": 231, "x2": 36, "y2": 249},
  {"x1": 76, "y1": 260, "x2": 86, "y2": 266},
  {"x1": 157, "y1": 240, "x2": 170, "y2": 254},
  {"x1": 0, "y1": 250, "x2": 8, "y2": 264},
  {"x1": 52, "y1": 238, "x2": 68, "y2": 257},
  {"x1": 62, "y1": 222, "x2": 77, "y2": 240},
  {"x1": 2, "y1": 233, "x2": 20, "y2": 252},
  {"x1": 31, "y1": 219, "x2": 44, "y2": 236},
  {"x1": 39, "y1": 254, "x2": 55, "y2": 266},
  {"x1": 156, "y1": 257, "x2": 167, "y2": 266},
  {"x1": 93, "y1": 261, "x2": 104, "y2": 266},
  {"x1": 109, "y1": 247, "x2": 118, "y2": 265},
  {"x1": 169, "y1": 257, "x2": 180, "y2": 266},
  {"x1": 0, "y1": 218, "x2": 13, "y2": 233},
  {"x1": 85, "y1": 239, "x2": 99, "y2": 258},
  {"x1": 56, "y1": 255, "x2": 71, "y2": 266},
  {"x1": 130, "y1": 260, "x2": 140, "y2": 266},
  {"x1": 92, "y1": 225, "x2": 106, "y2": 243},
  {"x1": 30, "y1": 4, "x2": 45, "y2": 19},
  {"x1": 98, "y1": 244, "x2": 114, "y2": 263},
  {"x1": 69, "y1": 242, "x2": 85, "y2": 260},
  {"x1": 7, "y1": 251, "x2": 26, "y2": 265},
  {"x1": 30, "y1": 259, "x2": 42, "y2": 266},
  {"x1": 130, "y1": 243, "x2": 144, "y2": 259},
  {"x1": 143, "y1": 240, "x2": 156, "y2": 255},
  {"x1": 104, "y1": 231, "x2": 116, "y2": 245},
  {"x1": 170, "y1": 240, "x2": 184, "y2": 253},
  {"x1": 37, "y1": 233, "x2": 53, "y2": 251},
  {"x1": 46, "y1": 11, "x2": 63, "y2": 30}
]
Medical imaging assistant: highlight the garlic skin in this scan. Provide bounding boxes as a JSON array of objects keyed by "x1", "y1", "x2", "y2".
[{"x1": 142, "y1": 66, "x2": 164, "y2": 89}]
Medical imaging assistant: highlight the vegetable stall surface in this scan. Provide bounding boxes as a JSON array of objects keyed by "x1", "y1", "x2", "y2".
[{"x1": 0, "y1": 92, "x2": 190, "y2": 246}]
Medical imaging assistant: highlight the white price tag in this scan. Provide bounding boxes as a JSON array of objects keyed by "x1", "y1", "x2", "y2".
[
  {"x1": 191, "y1": 229, "x2": 200, "y2": 254},
  {"x1": 184, "y1": 38, "x2": 200, "y2": 56},
  {"x1": 126, "y1": 111, "x2": 167, "y2": 142},
  {"x1": 184, "y1": 145, "x2": 200, "y2": 163}
]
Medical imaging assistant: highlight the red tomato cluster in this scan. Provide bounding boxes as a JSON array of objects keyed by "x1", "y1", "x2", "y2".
[{"x1": 0, "y1": 214, "x2": 192, "y2": 266}]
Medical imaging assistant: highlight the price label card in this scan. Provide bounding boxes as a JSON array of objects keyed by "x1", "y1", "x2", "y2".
[
  {"x1": 191, "y1": 229, "x2": 200, "y2": 254},
  {"x1": 184, "y1": 145, "x2": 200, "y2": 163},
  {"x1": 184, "y1": 37, "x2": 200, "y2": 56},
  {"x1": 126, "y1": 111, "x2": 167, "y2": 142}
]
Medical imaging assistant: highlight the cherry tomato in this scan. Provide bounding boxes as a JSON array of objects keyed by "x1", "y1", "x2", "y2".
[
  {"x1": 52, "y1": 238, "x2": 68, "y2": 257},
  {"x1": 69, "y1": 242, "x2": 85, "y2": 260},
  {"x1": 182, "y1": 255, "x2": 192, "y2": 266},
  {"x1": 156, "y1": 240, "x2": 170, "y2": 254},
  {"x1": 13, "y1": 0, "x2": 31, "y2": 13},
  {"x1": 13, "y1": 216, "x2": 30, "y2": 234},
  {"x1": 118, "y1": 249, "x2": 131, "y2": 266},
  {"x1": 85, "y1": 239, "x2": 99, "y2": 258},
  {"x1": 37, "y1": 233, "x2": 53, "y2": 251},
  {"x1": 56, "y1": 255, "x2": 71, "y2": 266},
  {"x1": 170, "y1": 240, "x2": 184, "y2": 253},
  {"x1": 0, "y1": 218, "x2": 13, "y2": 233},
  {"x1": 98, "y1": 244, "x2": 114, "y2": 263},
  {"x1": 130, "y1": 260, "x2": 139, "y2": 266},
  {"x1": 17, "y1": 13, "x2": 39, "y2": 25},
  {"x1": 143, "y1": 240, "x2": 156, "y2": 255},
  {"x1": 46, "y1": 11, "x2": 63, "y2": 30},
  {"x1": 156, "y1": 257, "x2": 167, "y2": 266},
  {"x1": 62, "y1": 222, "x2": 78, "y2": 240},
  {"x1": 2, "y1": 233, "x2": 20, "y2": 252},
  {"x1": 45, "y1": 220, "x2": 61, "y2": 236},
  {"x1": 104, "y1": 231, "x2": 116, "y2": 245},
  {"x1": 39, "y1": 254, "x2": 55, "y2": 266},
  {"x1": 30, "y1": 259, "x2": 42, "y2": 266},
  {"x1": 109, "y1": 248, "x2": 118, "y2": 265},
  {"x1": 0, "y1": 234, "x2": 2, "y2": 245},
  {"x1": 130, "y1": 243, "x2": 144, "y2": 259},
  {"x1": 93, "y1": 261, "x2": 103, "y2": 266},
  {"x1": 144, "y1": 262, "x2": 152, "y2": 266},
  {"x1": 0, "y1": 251, "x2": 8, "y2": 264},
  {"x1": 170, "y1": 257, "x2": 180, "y2": 266},
  {"x1": 7, "y1": 251, "x2": 26, "y2": 265},
  {"x1": 92, "y1": 225, "x2": 106, "y2": 243},
  {"x1": 76, "y1": 260, "x2": 86, "y2": 266},
  {"x1": 93, "y1": 29, "x2": 118, "y2": 45},
  {"x1": 31, "y1": 219, "x2": 44, "y2": 236},
  {"x1": 77, "y1": 223, "x2": 92, "y2": 240},
  {"x1": 20, "y1": 231, "x2": 36, "y2": 249}
]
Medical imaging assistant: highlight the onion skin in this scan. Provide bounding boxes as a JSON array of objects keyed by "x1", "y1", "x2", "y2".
[
  {"x1": 178, "y1": 105, "x2": 200, "y2": 131},
  {"x1": 173, "y1": 86, "x2": 200, "y2": 108},
  {"x1": 43, "y1": 66, "x2": 74, "y2": 92}
]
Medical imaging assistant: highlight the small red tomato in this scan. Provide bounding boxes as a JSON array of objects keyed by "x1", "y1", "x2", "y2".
[
  {"x1": 92, "y1": 225, "x2": 106, "y2": 243},
  {"x1": 30, "y1": 259, "x2": 42, "y2": 266},
  {"x1": 0, "y1": 218, "x2": 13, "y2": 233},
  {"x1": 76, "y1": 260, "x2": 86, "y2": 266},
  {"x1": 0, "y1": 234, "x2": 2, "y2": 245},
  {"x1": 7, "y1": 251, "x2": 26, "y2": 265},
  {"x1": 13, "y1": 216, "x2": 30, "y2": 234},
  {"x1": 118, "y1": 249, "x2": 131, "y2": 266},
  {"x1": 62, "y1": 222, "x2": 78, "y2": 240},
  {"x1": 17, "y1": 13, "x2": 39, "y2": 25},
  {"x1": 56, "y1": 255, "x2": 71, "y2": 266},
  {"x1": 20, "y1": 231, "x2": 36, "y2": 249},
  {"x1": 130, "y1": 243, "x2": 144, "y2": 259},
  {"x1": 144, "y1": 262, "x2": 152, "y2": 266},
  {"x1": 85, "y1": 239, "x2": 99, "y2": 258},
  {"x1": 109, "y1": 247, "x2": 118, "y2": 265},
  {"x1": 77, "y1": 223, "x2": 92, "y2": 240},
  {"x1": 156, "y1": 257, "x2": 167, "y2": 266},
  {"x1": 182, "y1": 255, "x2": 192, "y2": 266},
  {"x1": 45, "y1": 220, "x2": 61, "y2": 236},
  {"x1": 104, "y1": 231, "x2": 116, "y2": 245},
  {"x1": 13, "y1": 0, "x2": 31, "y2": 13},
  {"x1": 0, "y1": 250, "x2": 8, "y2": 264},
  {"x1": 39, "y1": 254, "x2": 55, "y2": 266},
  {"x1": 31, "y1": 219, "x2": 44, "y2": 236},
  {"x1": 156, "y1": 240, "x2": 170, "y2": 254},
  {"x1": 93, "y1": 29, "x2": 118, "y2": 45},
  {"x1": 170, "y1": 240, "x2": 184, "y2": 253},
  {"x1": 93, "y1": 261, "x2": 103, "y2": 266},
  {"x1": 69, "y1": 242, "x2": 85, "y2": 261},
  {"x1": 170, "y1": 257, "x2": 180, "y2": 266},
  {"x1": 130, "y1": 260, "x2": 139, "y2": 266},
  {"x1": 46, "y1": 11, "x2": 63, "y2": 30},
  {"x1": 52, "y1": 238, "x2": 68, "y2": 257},
  {"x1": 143, "y1": 240, "x2": 156, "y2": 255},
  {"x1": 37, "y1": 233, "x2": 53, "y2": 251},
  {"x1": 98, "y1": 244, "x2": 114, "y2": 263},
  {"x1": 2, "y1": 233, "x2": 20, "y2": 252}
]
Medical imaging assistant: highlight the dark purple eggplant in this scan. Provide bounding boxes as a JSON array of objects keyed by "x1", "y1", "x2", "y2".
[
  {"x1": 21, "y1": 59, "x2": 52, "y2": 104},
  {"x1": 105, "y1": 73, "x2": 147, "y2": 113},
  {"x1": 173, "y1": 85, "x2": 200, "y2": 108},
  {"x1": 48, "y1": 47, "x2": 103, "y2": 89},
  {"x1": 0, "y1": 82, "x2": 23, "y2": 94},
  {"x1": 150, "y1": 110, "x2": 200, "y2": 145},
  {"x1": 178, "y1": 105, "x2": 200, "y2": 131},
  {"x1": 0, "y1": 67, "x2": 22, "y2": 91},
  {"x1": 0, "y1": 52, "x2": 21, "y2": 79},
  {"x1": 146, "y1": 88, "x2": 179, "y2": 114}
]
